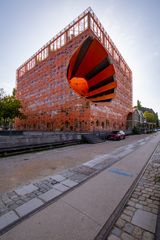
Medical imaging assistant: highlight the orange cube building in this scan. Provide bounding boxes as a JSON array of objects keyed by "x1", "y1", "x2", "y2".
[{"x1": 16, "y1": 8, "x2": 132, "y2": 132}]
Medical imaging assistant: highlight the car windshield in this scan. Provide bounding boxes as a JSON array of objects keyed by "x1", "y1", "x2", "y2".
[{"x1": 112, "y1": 131, "x2": 119, "y2": 134}]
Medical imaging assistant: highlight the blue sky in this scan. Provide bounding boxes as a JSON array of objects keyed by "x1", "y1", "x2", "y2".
[{"x1": 0, "y1": 0, "x2": 160, "y2": 116}]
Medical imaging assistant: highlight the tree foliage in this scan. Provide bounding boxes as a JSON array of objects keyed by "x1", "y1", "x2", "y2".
[
  {"x1": 144, "y1": 111, "x2": 156, "y2": 123},
  {"x1": 0, "y1": 88, "x2": 5, "y2": 99},
  {"x1": 136, "y1": 100, "x2": 159, "y2": 126},
  {"x1": 155, "y1": 112, "x2": 159, "y2": 127},
  {"x1": 137, "y1": 100, "x2": 142, "y2": 110},
  {"x1": 0, "y1": 88, "x2": 24, "y2": 129}
]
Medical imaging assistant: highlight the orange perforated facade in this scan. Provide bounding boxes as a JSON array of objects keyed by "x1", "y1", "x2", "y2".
[{"x1": 16, "y1": 8, "x2": 132, "y2": 132}]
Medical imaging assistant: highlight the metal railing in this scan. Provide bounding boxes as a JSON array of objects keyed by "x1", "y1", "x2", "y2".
[{"x1": 17, "y1": 7, "x2": 132, "y2": 79}]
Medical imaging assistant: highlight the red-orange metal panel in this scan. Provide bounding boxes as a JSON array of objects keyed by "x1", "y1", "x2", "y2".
[
  {"x1": 86, "y1": 81, "x2": 117, "y2": 97},
  {"x1": 88, "y1": 64, "x2": 115, "y2": 88},
  {"x1": 75, "y1": 38, "x2": 108, "y2": 77}
]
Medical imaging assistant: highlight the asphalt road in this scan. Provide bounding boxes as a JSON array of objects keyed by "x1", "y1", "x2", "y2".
[{"x1": 0, "y1": 133, "x2": 157, "y2": 193}]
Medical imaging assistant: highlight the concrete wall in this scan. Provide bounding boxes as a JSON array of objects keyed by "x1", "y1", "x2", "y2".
[{"x1": 0, "y1": 132, "x2": 82, "y2": 148}]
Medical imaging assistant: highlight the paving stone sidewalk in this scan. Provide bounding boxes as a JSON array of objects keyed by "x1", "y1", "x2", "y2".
[
  {"x1": 0, "y1": 136, "x2": 153, "y2": 234},
  {"x1": 107, "y1": 141, "x2": 160, "y2": 240}
]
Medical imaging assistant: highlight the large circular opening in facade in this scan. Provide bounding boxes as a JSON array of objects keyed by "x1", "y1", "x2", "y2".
[{"x1": 67, "y1": 36, "x2": 117, "y2": 102}]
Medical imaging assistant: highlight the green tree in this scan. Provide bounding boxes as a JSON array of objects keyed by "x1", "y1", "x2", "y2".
[
  {"x1": 155, "y1": 112, "x2": 159, "y2": 127},
  {"x1": 0, "y1": 88, "x2": 5, "y2": 99},
  {"x1": 0, "y1": 88, "x2": 24, "y2": 129},
  {"x1": 12, "y1": 88, "x2": 16, "y2": 97},
  {"x1": 144, "y1": 111, "x2": 156, "y2": 123},
  {"x1": 137, "y1": 100, "x2": 142, "y2": 110}
]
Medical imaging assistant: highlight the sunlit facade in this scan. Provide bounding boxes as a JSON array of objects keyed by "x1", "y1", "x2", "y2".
[{"x1": 16, "y1": 8, "x2": 132, "y2": 132}]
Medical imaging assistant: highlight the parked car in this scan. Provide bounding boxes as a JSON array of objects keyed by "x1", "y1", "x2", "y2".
[{"x1": 107, "y1": 130, "x2": 126, "y2": 140}]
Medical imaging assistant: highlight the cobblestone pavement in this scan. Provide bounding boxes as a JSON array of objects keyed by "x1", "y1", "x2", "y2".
[
  {"x1": 0, "y1": 135, "x2": 157, "y2": 234},
  {"x1": 107, "y1": 141, "x2": 160, "y2": 240}
]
